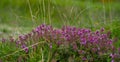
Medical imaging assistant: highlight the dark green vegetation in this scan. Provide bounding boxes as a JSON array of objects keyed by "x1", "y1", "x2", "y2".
[{"x1": 0, "y1": 0, "x2": 120, "y2": 62}]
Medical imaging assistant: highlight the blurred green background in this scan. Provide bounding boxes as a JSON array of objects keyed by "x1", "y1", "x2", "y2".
[{"x1": 0, "y1": 0, "x2": 120, "y2": 38}]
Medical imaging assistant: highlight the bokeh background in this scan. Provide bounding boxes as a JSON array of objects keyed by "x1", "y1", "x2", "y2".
[{"x1": 0, "y1": 0, "x2": 120, "y2": 40}]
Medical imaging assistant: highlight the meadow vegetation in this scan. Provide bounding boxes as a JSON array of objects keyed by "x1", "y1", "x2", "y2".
[{"x1": 0, "y1": 0, "x2": 120, "y2": 62}]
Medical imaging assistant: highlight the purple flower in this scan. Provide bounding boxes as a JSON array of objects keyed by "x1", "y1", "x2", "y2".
[
  {"x1": 27, "y1": 33, "x2": 32, "y2": 38},
  {"x1": 101, "y1": 34, "x2": 107, "y2": 39},
  {"x1": 118, "y1": 48, "x2": 120, "y2": 53},
  {"x1": 72, "y1": 43, "x2": 78, "y2": 50},
  {"x1": 24, "y1": 47, "x2": 29, "y2": 53},
  {"x1": 50, "y1": 43, "x2": 52, "y2": 49},
  {"x1": 78, "y1": 50, "x2": 85, "y2": 54},
  {"x1": 19, "y1": 35, "x2": 26, "y2": 41},
  {"x1": 0, "y1": 59, "x2": 2, "y2": 62},
  {"x1": 9, "y1": 37, "x2": 14, "y2": 42},
  {"x1": 56, "y1": 41, "x2": 62, "y2": 46},
  {"x1": 95, "y1": 30, "x2": 100, "y2": 35},
  {"x1": 111, "y1": 60, "x2": 114, "y2": 62},
  {"x1": 81, "y1": 29, "x2": 85, "y2": 33},
  {"x1": 40, "y1": 24, "x2": 46, "y2": 30},
  {"x1": 92, "y1": 48, "x2": 97, "y2": 53},
  {"x1": 108, "y1": 39, "x2": 113, "y2": 45},
  {"x1": 65, "y1": 34, "x2": 71, "y2": 41},
  {"x1": 87, "y1": 29, "x2": 91, "y2": 33},
  {"x1": 78, "y1": 31, "x2": 82, "y2": 36},
  {"x1": 47, "y1": 25, "x2": 53, "y2": 31},
  {"x1": 89, "y1": 36, "x2": 95, "y2": 42},
  {"x1": 84, "y1": 29, "x2": 90, "y2": 33},
  {"x1": 100, "y1": 28, "x2": 104, "y2": 32},
  {"x1": 21, "y1": 44, "x2": 26, "y2": 48},
  {"x1": 82, "y1": 57, "x2": 87, "y2": 61},
  {"x1": 35, "y1": 27, "x2": 40, "y2": 32},
  {"x1": 41, "y1": 31, "x2": 45, "y2": 35},
  {"x1": 72, "y1": 27, "x2": 76, "y2": 31},
  {"x1": 97, "y1": 47, "x2": 100, "y2": 51},
  {"x1": 2, "y1": 24, "x2": 119, "y2": 61},
  {"x1": 80, "y1": 41, "x2": 86, "y2": 45},
  {"x1": 16, "y1": 40, "x2": 21, "y2": 45},
  {"x1": 2, "y1": 38, "x2": 6, "y2": 43},
  {"x1": 110, "y1": 53, "x2": 116, "y2": 59},
  {"x1": 80, "y1": 38, "x2": 87, "y2": 45},
  {"x1": 21, "y1": 44, "x2": 29, "y2": 53},
  {"x1": 107, "y1": 31, "x2": 111, "y2": 37}
]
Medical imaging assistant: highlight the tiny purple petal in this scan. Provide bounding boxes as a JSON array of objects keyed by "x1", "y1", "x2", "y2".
[
  {"x1": 95, "y1": 30, "x2": 100, "y2": 35},
  {"x1": 2, "y1": 38, "x2": 6, "y2": 43},
  {"x1": 21, "y1": 44, "x2": 27, "y2": 48},
  {"x1": 19, "y1": 35, "x2": 26, "y2": 40},
  {"x1": 50, "y1": 43, "x2": 52, "y2": 49},
  {"x1": 21, "y1": 44, "x2": 28, "y2": 53},
  {"x1": 101, "y1": 28, "x2": 104, "y2": 32},
  {"x1": 16, "y1": 40, "x2": 21, "y2": 45},
  {"x1": 0, "y1": 59, "x2": 2, "y2": 62},
  {"x1": 118, "y1": 48, "x2": 120, "y2": 53},
  {"x1": 111, "y1": 60, "x2": 114, "y2": 62},
  {"x1": 57, "y1": 41, "x2": 62, "y2": 46},
  {"x1": 73, "y1": 44, "x2": 78, "y2": 50},
  {"x1": 25, "y1": 47, "x2": 29, "y2": 53},
  {"x1": 82, "y1": 57, "x2": 87, "y2": 61}
]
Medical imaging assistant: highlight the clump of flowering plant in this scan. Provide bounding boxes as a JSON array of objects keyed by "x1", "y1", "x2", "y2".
[{"x1": 1, "y1": 24, "x2": 120, "y2": 62}]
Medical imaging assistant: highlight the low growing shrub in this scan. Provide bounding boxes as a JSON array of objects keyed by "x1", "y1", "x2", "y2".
[{"x1": 1, "y1": 24, "x2": 120, "y2": 62}]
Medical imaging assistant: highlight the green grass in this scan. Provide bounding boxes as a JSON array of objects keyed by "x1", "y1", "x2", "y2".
[
  {"x1": 0, "y1": 0, "x2": 120, "y2": 27},
  {"x1": 0, "y1": 0, "x2": 120, "y2": 38}
]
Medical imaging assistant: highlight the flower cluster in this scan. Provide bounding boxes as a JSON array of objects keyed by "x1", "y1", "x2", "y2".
[{"x1": 1, "y1": 24, "x2": 120, "y2": 62}]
